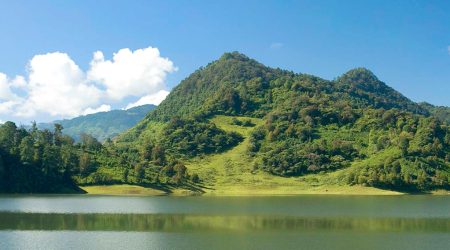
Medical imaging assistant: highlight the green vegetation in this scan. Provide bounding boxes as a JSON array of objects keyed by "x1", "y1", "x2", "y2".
[
  {"x1": 0, "y1": 122, "x2": 82, "y2": 193},
  {"x1": 118, "y1": 52, "x2": 449, "y2": 193},
  {"x1": 38, "y1": 104, "x2": 155, "y2": 142},
  {"x1": 80, "y1": 184, "x2": 166, "y2": 196},
  {"x1": 1, "y1": 52, "x2": 449, "y2": 194},
  {"x1": 419, "y1": 102, "x2": 450, "y2": 124}
]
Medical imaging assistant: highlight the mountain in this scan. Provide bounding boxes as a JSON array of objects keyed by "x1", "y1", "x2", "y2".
[
  {"x1": 2, "y1": 52, "x2": 448, "y2": 194},
  {"x1": 109, "y1": 52, "x2": 448, "y2": 193},
  {"x1": 39, "y1": 104, "x2": 155, "y2": 142}
]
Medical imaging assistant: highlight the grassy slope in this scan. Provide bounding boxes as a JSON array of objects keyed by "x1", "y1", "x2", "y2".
[
  {"x1": 82, "y1": 115, "x2": 448, "y2": 196},
  {"x1": 81, "y1": 185, "x2": 166, "y2": 196},
  {"x1": 185, "y1": 115, "x2": 402, "y2": 195}
]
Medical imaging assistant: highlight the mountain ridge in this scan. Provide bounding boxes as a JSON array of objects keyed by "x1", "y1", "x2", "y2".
[
  {"x1": 38, "y1": 104, "x2": 155, "y2": 142},
  {"x1": 122, "y1": 52, "x2": 434, "y2": 142},
  {"x1": 110, "y1": 51, "x2": 449, "y2": 192}
]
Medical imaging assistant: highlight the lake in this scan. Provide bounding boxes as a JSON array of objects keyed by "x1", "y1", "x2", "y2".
[{"x1": 0, "y1": 195, "x2": 448, "y2": 250}]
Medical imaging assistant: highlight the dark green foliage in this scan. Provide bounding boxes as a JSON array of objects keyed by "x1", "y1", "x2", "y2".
[
  {"x1": 231, "y1": 118, "x2": 254, "y2": 127},
  {"x1": 259, "y1": 138, "x2": 357, "y2": 176},
  {"x1": 335, "y1": 68, "x2": 428, "y2": 114},
  {"x1": 347, "y1": 156, "x2": 449, "y2": 191},
  {"x1": 162, "y1": 117, "x2": 243, "y2": 157},
  {"x1": 0, "y1": 122, "x2": 82, "y2": 193},
  {"x1": 190, "y1": 173, "x2": 200, "y2": 183},
  {"x1": 143, "y1": 52, "x2": 286, "y2": 123}
]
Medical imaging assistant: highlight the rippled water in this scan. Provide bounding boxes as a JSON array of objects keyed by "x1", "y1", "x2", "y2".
[{"x1": 0, "y1": 195, "x2": 448, "y2": 249}]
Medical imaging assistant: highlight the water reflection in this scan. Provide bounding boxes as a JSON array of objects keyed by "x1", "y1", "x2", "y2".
[{"x1": 1, "y1": 213, "x2": 448, "y2": 232}]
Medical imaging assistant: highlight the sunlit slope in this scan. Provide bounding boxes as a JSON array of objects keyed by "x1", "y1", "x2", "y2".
[{"x1": 185, "y1": 115, "x2": 401, "y2": 195}]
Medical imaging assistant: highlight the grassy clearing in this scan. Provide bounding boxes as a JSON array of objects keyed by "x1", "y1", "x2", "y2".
[
  {"x1": 81, "y1": 185, "x2": 167, "y2": 196},
  {"x1": 185, "y1": 115, "x2": 404, "y2": 196},
  {"x1": 85, "y1": 115, "x2": 442, "y2": 196}
]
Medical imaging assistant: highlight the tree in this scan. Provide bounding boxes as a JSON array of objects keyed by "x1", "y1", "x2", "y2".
[
  {"x1": 190, "y1": 173, "x2": 200, "y2": 183},
  {"x1": 0, "y1": 121, "x2": 19, "y2": 154},
  {"x1": 79, "y1": 153, "x2": 93, "y2": 176},
  {"x1": 80, "y1": 133, "x2": 102, "y2": 151},
  {"x1": 19, "y1": 136, "x2": 34, "y2": 164},
  {"x1": 151, "y1": 145, "x2": 165, "y2": 165},
  {"x1": 398, "y1": 132, "x2": 410, "y2": 156},
  {"x1": 134, "y1": 162, "x2": 146, "y2": 183},
  {"x1": 54, "y1": 124, "x2": 64, "y2": 146}
]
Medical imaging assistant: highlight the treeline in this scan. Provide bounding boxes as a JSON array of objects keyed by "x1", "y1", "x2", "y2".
[
  {"x1": 0, "y1": 122, "x2": 81, "y2": 193},
  {"x1": 0, "y1": 118, "x2": 221, "y2": 193}
]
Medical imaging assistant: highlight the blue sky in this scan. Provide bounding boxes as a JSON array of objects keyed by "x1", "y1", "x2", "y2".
[{"x1": 0, "y1": 0, "x2": 449, "y2": 123}]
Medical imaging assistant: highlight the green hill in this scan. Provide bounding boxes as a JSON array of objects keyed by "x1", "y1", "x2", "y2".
[
  {"x1": 38, "y1": 104, "x2": 155, "y2": 142},
  {"x1": 2, "y1": 52, "x2": 448, "y2": 194},
  {"x1": 110, "y1": 52, "x2": 448, "y2": 193}
]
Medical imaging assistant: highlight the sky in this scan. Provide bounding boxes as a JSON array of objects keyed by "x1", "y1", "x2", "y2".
[{"x1": 0, "y1": 0, "x2": 449, "y2": 124}]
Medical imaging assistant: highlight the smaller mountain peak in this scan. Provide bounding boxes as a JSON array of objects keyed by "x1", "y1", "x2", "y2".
[
  {"x1": 335, "y1": 67, "x2": 390, "y2": 95},
  {"x1": 219, "y1": 51, "x2": 251, "y2": 62},
  {"x1": 340, "y1": 67, "x2": 379, "y2": 82}
]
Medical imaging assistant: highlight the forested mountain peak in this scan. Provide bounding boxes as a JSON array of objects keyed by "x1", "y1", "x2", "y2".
[
  {"x1": 335, "y1": 67, "x2": 427, "y2": 114},
  {"x1": 336, "y1": 67, "x2": 383, "y2": 93},
  {"x1": 219, "y1": 51, "x2": 252, "y2": 62},
  {"x1": 142, "y1": 52, "x2": 430, "y2": 126},
  {"x1": 145, "y1": 52, "x2": 281, "y2": 122}
]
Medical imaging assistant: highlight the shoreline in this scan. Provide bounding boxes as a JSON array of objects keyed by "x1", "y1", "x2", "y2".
[{"x1": 79, "y1": 184, "x2": 450, "y2": 197}]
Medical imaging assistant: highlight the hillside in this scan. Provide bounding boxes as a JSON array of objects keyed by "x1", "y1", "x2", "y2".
[
  {"x1": 2, "y1": 52, "x2": 448, "y2": 194},
  {"x1": 38, "y1": 104, "x2": 155, "y2": 142},
  {"x1": 110, "y1": 52, "x2": 448, "y2": 193}
]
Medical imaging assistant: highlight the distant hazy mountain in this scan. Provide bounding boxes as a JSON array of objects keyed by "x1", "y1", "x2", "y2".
[{"x1": 38, "y1": 104, "x2": 155, "y2": 142}]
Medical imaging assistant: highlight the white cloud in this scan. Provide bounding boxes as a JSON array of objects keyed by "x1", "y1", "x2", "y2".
[
  {"x1": 270, "y1": 42, "x2": 284, "y2": 49},
  {"x1": 88, "y1": 47, "x2": 176, "y2": 100},
  {"x1": 0, "y1": 73, "x2": 23, "y2": 115},
  {"x1": 125, "y1": 90, "x2": 169, "y2": 109},
  {"x1": 0, "y1": 73, "x2": 22, "y2": 101},
  {"x1": 15, "y1": 52, "x2": 103, "y2": 118},
  {"x1": 82, "y1": 104, "x2": 111, "y2": 115},
  {"x1": 0, "y1": 47, "x2": 175, "y2": 122},
  {"x1": 448, "y1": 45, "x2": 450, "y2": 55}
]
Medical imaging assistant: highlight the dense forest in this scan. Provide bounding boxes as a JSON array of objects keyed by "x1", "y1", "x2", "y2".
[
  {"x1": 1, "y1": 52, "x2": 449, "y2": 193},
  {"x1": 0, "y1": 122, "x2": 81, "y2": 193},
  {"x1": 0, "y1": 120, "x2": 203, "y2": 193}
]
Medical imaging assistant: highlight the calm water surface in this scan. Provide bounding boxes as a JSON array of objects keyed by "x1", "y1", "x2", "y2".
[{"x1": 0, "y1": 195, "x2": 448, "y2": 250}]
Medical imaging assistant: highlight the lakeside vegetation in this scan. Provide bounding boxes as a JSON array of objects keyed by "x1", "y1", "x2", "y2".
[{"x1": 1, "y1": 52, "x2": 449, "y2": 195}]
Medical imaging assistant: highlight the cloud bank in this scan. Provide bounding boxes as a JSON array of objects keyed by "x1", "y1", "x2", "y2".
[{"x1": 0, "y1": 47, "x2": 175, "y2": 121}]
